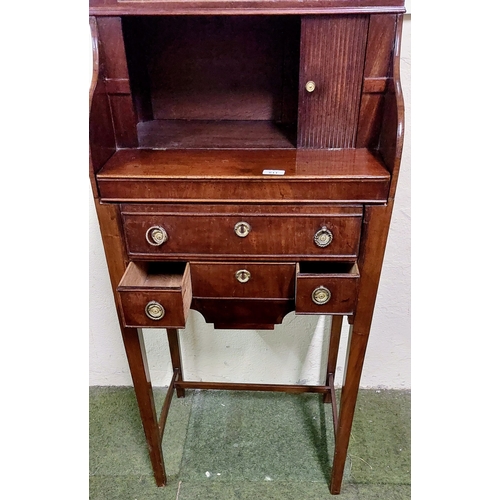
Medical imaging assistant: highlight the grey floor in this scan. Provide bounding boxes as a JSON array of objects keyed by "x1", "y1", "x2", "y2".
[{"x1": 89, "y1": 387, "x2": 410, "y2": 499}]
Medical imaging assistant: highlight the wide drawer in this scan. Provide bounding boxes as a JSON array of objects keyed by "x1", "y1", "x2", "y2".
[
  {"x1": 117, "y1": 262, "x2": 192, "y2": 328},
  {"x1": 295, "y1": 262, "x2": 359, "y2": 315},
  {"x1": 120, "y1": 204, "x2": 362, "y2": 260},
  {"x1": 190, "y1": 262, "x2": 295, "y2": 299}
]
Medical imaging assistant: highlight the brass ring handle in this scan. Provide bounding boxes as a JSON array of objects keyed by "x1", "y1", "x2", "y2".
[
  {"x1": 145, "y1": 301, "x2": 165, "y2": 320},
  {"x1": 234, "y1": 221, "x2": 251, "y2": 238},
  {"x1": 305, "y1": 80, "x2": 316, "y2": 92},
  {"x1": 312, "y1": 286, "x2": 331, "y2": 305},
  {"x1": 235, "y1": 269, "x2": 251, "y2": 283},
  {"x1": 314, "y1": 227, "x2": 333, "y2": 248},
  {"x1": 146, "y1": 226, "x2": 168, "y2": 246}
]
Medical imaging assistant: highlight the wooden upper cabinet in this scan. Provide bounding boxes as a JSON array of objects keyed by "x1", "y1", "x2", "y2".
[
  {"x1": 118, "y1": 15, "x2": 378, "y2": 151},
  {"x1": 92, "y1": 13, "x2": 399, "y2": 153},
  {"x1": 90, "y1": 9, "x2": 404, "y2": 203},
  {"x1": 297, "y1": 15, "x2": 369, "y2": 149}
]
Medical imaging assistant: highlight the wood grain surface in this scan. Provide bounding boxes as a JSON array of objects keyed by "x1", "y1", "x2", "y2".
[
  {"x1": 89, "y1": 7, "x2": 406, "y2": 494},
  {"x1": 298, "y1": 15, "x2": 368, "y2": 148}
]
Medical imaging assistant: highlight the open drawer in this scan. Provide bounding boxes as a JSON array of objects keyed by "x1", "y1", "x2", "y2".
[
  {"x1": 295, "y1": 262, "x2": 359, "y2": 315},
  {"x1": 117, "y1": 262, "x2": 192, "y2": 328}
]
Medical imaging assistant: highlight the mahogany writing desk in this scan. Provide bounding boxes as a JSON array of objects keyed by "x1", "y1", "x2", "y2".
[{"x1": 89, "y1": 1, "x2": 405, "y2": 494}]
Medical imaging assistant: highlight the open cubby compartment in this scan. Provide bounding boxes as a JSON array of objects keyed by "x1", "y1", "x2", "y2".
[{"x1": 122, "y1": 15, "x2": 301, "y2": 149}]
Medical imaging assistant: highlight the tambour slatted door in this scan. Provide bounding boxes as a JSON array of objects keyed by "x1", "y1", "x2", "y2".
[{"x1": 297, "y1": 15, "x2": 369, "y2": 149}]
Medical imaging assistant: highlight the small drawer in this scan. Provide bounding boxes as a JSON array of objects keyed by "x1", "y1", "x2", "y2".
[
  {"x1": 190, "y1": 262, "x2": 295, "y2": 299},
  {"x1": 117, "y1": 262, "x2": 192, "y2": 328},
  {"x1": 295, "y1": 262, "x2": 359, "y2": 315}
]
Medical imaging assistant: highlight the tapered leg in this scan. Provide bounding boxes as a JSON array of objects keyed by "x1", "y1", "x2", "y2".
[
  {"x1": 329, "y1": 203, "x2": 394, "y2": 494},
  {"x1": 323, "y1": 315, "x2": 343, "y2": 404},
  {"x1": 167, "y1": 328, "x2": 185, "y2": 398},
  {"x1": 121, "y1": 327, "x2": 167, "y2": 486},
  {"x1": 329, "y1": 323, "x2": 369, "y2": 493}
]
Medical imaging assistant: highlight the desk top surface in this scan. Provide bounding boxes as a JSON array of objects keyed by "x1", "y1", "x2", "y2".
[
  {"x1": 90, "y1": 0, "x2": 405, "y2": 16},
  {"x1": 97, "y1": 148, "x2": 390, "y2": 181}
]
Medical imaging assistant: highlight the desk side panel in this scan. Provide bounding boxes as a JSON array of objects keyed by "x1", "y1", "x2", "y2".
[{"x1": 89, "y1": 17, "x2": 116, "y2": 197}]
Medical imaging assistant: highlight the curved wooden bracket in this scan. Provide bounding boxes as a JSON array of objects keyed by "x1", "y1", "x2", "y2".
[
  {"x1": 378, "y1": 14, "x2": 405, "y2": 200},
  {"x1": 89, "y1": 17, "x2": 100, "y2": 110}
]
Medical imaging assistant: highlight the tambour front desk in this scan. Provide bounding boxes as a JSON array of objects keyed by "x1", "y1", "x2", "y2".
[{"x1": 89, "y1": 0, "x2": 405, "y2": 494}]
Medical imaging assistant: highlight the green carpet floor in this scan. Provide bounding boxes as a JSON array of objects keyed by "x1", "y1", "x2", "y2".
[{"x1": 90, "y1": 387, "x2": 410, "y2": 499}]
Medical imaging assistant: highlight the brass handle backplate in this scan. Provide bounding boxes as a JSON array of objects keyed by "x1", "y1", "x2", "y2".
[
  {"x1": 235, "y1": 269, "x2": 251, "y2": 283},
  {"x1": 146, "y1": 226, "x2": 168, "y2": 246},
  {"x1": 305, "y1": 80, "x2": 316, "y2": 92},
  {"x1": 145, "y1": 301, "x2": 165, "y2": 320},
  {"x1": 314, "y1": 227, "x2": 333, "y2": 248},
  {"x1": 234, "y1": 221, "x2": 251, "y2": 238},
  {"x1": 312, "y1": 286, "x2": 331, "y2": 305}
]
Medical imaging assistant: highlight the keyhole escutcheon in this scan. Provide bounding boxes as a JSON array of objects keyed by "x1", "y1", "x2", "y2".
[{"x1": 234, "y1": 221, "x2": 251, "y2": 238}]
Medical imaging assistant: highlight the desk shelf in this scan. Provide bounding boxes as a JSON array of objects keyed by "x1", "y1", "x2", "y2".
[{"x1": 137, "y1": 120, "x2": 297, "y2": 150}]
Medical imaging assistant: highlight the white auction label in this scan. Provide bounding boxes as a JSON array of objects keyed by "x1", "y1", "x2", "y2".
[{"x1": 262, "y1": 169, "x2": 285, "y2": 175}]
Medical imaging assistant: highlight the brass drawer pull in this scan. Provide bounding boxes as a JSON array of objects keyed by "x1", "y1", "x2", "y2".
[
  {"x1": 146, "y1": 226, "x2": 168, "y2": 246},
  {"x1": 305, "y1": 80, "x2": 316, "y2": 92},
  {"x1": 235, "y1": 269, "x2": 251, "y2": 283},
  {"x1": 314, "y1": 227, "x2": 333, "y2": 248},
  {"x1": 312, "y1": 286, "x2": 331, "y2": 305},
  {"x1": 145, "y1": 301, "x2": 165, "y2": 320},
  {"x1": 234, "y1": 221, "x2": 251, "y2": 238}
]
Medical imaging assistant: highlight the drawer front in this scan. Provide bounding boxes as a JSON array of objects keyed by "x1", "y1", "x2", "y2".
[
  {"x1": 117, "y1": 262, "x2": 192, "y2": 328},
  {"x1": 190, "y1": 262, "x2": 295, "y2": 299},
  {"x1": 121, "y1": 211, "x2": 362, "y2": 259},
  {"x1": 295, "y1": 262, "x2": 359, "y2": 315}
]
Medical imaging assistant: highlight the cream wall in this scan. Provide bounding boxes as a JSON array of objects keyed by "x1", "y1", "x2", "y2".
[{"x1": 89, "y1": 15, "x2": 411, "y2": 389}]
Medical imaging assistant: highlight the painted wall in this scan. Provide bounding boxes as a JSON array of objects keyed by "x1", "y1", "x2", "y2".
[{"x1": 89, "y1": 15, "x2": 411, "y2": 389}]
